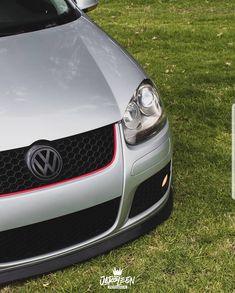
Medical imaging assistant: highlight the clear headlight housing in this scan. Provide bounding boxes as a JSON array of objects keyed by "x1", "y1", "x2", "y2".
[{"x1": 123, "y1": 81, "x2": 167, "y2": 145}]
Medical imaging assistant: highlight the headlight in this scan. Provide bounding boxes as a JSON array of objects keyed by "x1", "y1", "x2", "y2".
[{"x1": 122, "y1": 81, "x2": 166, "y2": 145}]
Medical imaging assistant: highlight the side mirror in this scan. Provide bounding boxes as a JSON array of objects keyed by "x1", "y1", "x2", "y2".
[{"x1": 74, "y1": 0, "x2": 98, "y2": 12}]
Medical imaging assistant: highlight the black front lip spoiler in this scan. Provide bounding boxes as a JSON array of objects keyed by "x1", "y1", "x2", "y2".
[{"x1": 0, "y1": 191, "x2": 173, "y2": 287}]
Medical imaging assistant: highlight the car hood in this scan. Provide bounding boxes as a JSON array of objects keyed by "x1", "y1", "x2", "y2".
[{"x1": 0, "y1": 16, "x2": 146, "y2": 151}]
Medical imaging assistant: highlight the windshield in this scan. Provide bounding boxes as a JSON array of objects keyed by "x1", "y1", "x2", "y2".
[{"x1": 0, "y1": 0, "x2": 80, "y2": 37}]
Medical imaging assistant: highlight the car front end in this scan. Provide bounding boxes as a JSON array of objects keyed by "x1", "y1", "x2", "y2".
[{"x1": 0, "y1": 0, "x2": 172, "y2": 284}]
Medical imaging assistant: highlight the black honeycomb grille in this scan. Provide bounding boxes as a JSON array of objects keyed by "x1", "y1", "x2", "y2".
[
  {"x1": 129, "y1": 162, "x2": 171, "y2": 218},
  {"x1": 0, "y1": 125, "x2": 115, "y2": 196},
  {"x1": 0, "y1": 197, "x2": 120, "y2": 263}
]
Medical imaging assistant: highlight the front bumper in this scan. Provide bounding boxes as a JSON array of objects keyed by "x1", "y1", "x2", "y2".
[
  {"x1": 0, "y1": 122, "x2": 172, "y2": 284},
  {"x1": 0, "y1": 191, "x2": 173, "y2": 285}
]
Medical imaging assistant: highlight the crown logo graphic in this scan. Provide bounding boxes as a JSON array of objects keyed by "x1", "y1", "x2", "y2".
[{"x1": 113, "y1": 268, "x2": 123, "y2": 276}]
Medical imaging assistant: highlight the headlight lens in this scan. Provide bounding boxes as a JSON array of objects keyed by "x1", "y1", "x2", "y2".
[
  {"x1": 123, "y1": 81, "x2": 166, "y2": 145},
  {"x1": 123, "y1": 102, "x2": 141, "y2": 130}
]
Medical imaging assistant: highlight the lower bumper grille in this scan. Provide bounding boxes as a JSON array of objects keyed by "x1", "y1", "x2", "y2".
[
  {"x1": 129, "y1": 162, "x2": 171, "y2": 218},
  {"x1": 0, "y1": 197, "x2": 120, "y2": 263}
]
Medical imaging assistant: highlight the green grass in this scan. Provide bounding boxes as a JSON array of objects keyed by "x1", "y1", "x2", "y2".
[{"x1": 2, "y1": 0, "x2": 235, "y2": 292}]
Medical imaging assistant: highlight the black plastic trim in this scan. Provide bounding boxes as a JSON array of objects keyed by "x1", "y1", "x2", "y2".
[
  {"x1": 0, "y1": 197, "x2": 120, "y2": 263},
  {"x1": 0, "y1": 190, "x2": 173, "y2": 287}
]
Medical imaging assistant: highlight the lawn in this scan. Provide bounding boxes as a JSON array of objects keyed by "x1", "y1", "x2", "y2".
[{"x1": 2, "y1": 0, "x2": 235, "y2": 292}]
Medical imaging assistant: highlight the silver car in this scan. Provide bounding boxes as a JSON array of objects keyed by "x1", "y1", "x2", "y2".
[{"x1": 0, "y1": 0, "x2": 172, "y2": 284}]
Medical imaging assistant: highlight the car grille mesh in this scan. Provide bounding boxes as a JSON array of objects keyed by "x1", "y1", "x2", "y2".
[
  {"x1": 0, "y1": 197, "x2": 120, "y2": 263},
  {"x1": 0, "y1": 125, "x2": 115, "y2": 196},
  {"x1": 129, "y1": 162, "x2": 171, "y2": 218}
]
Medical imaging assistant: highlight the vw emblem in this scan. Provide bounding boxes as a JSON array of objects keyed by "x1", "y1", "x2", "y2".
[{"x1": 27, "y1": 145, "x2": 63, "y2": 180}]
